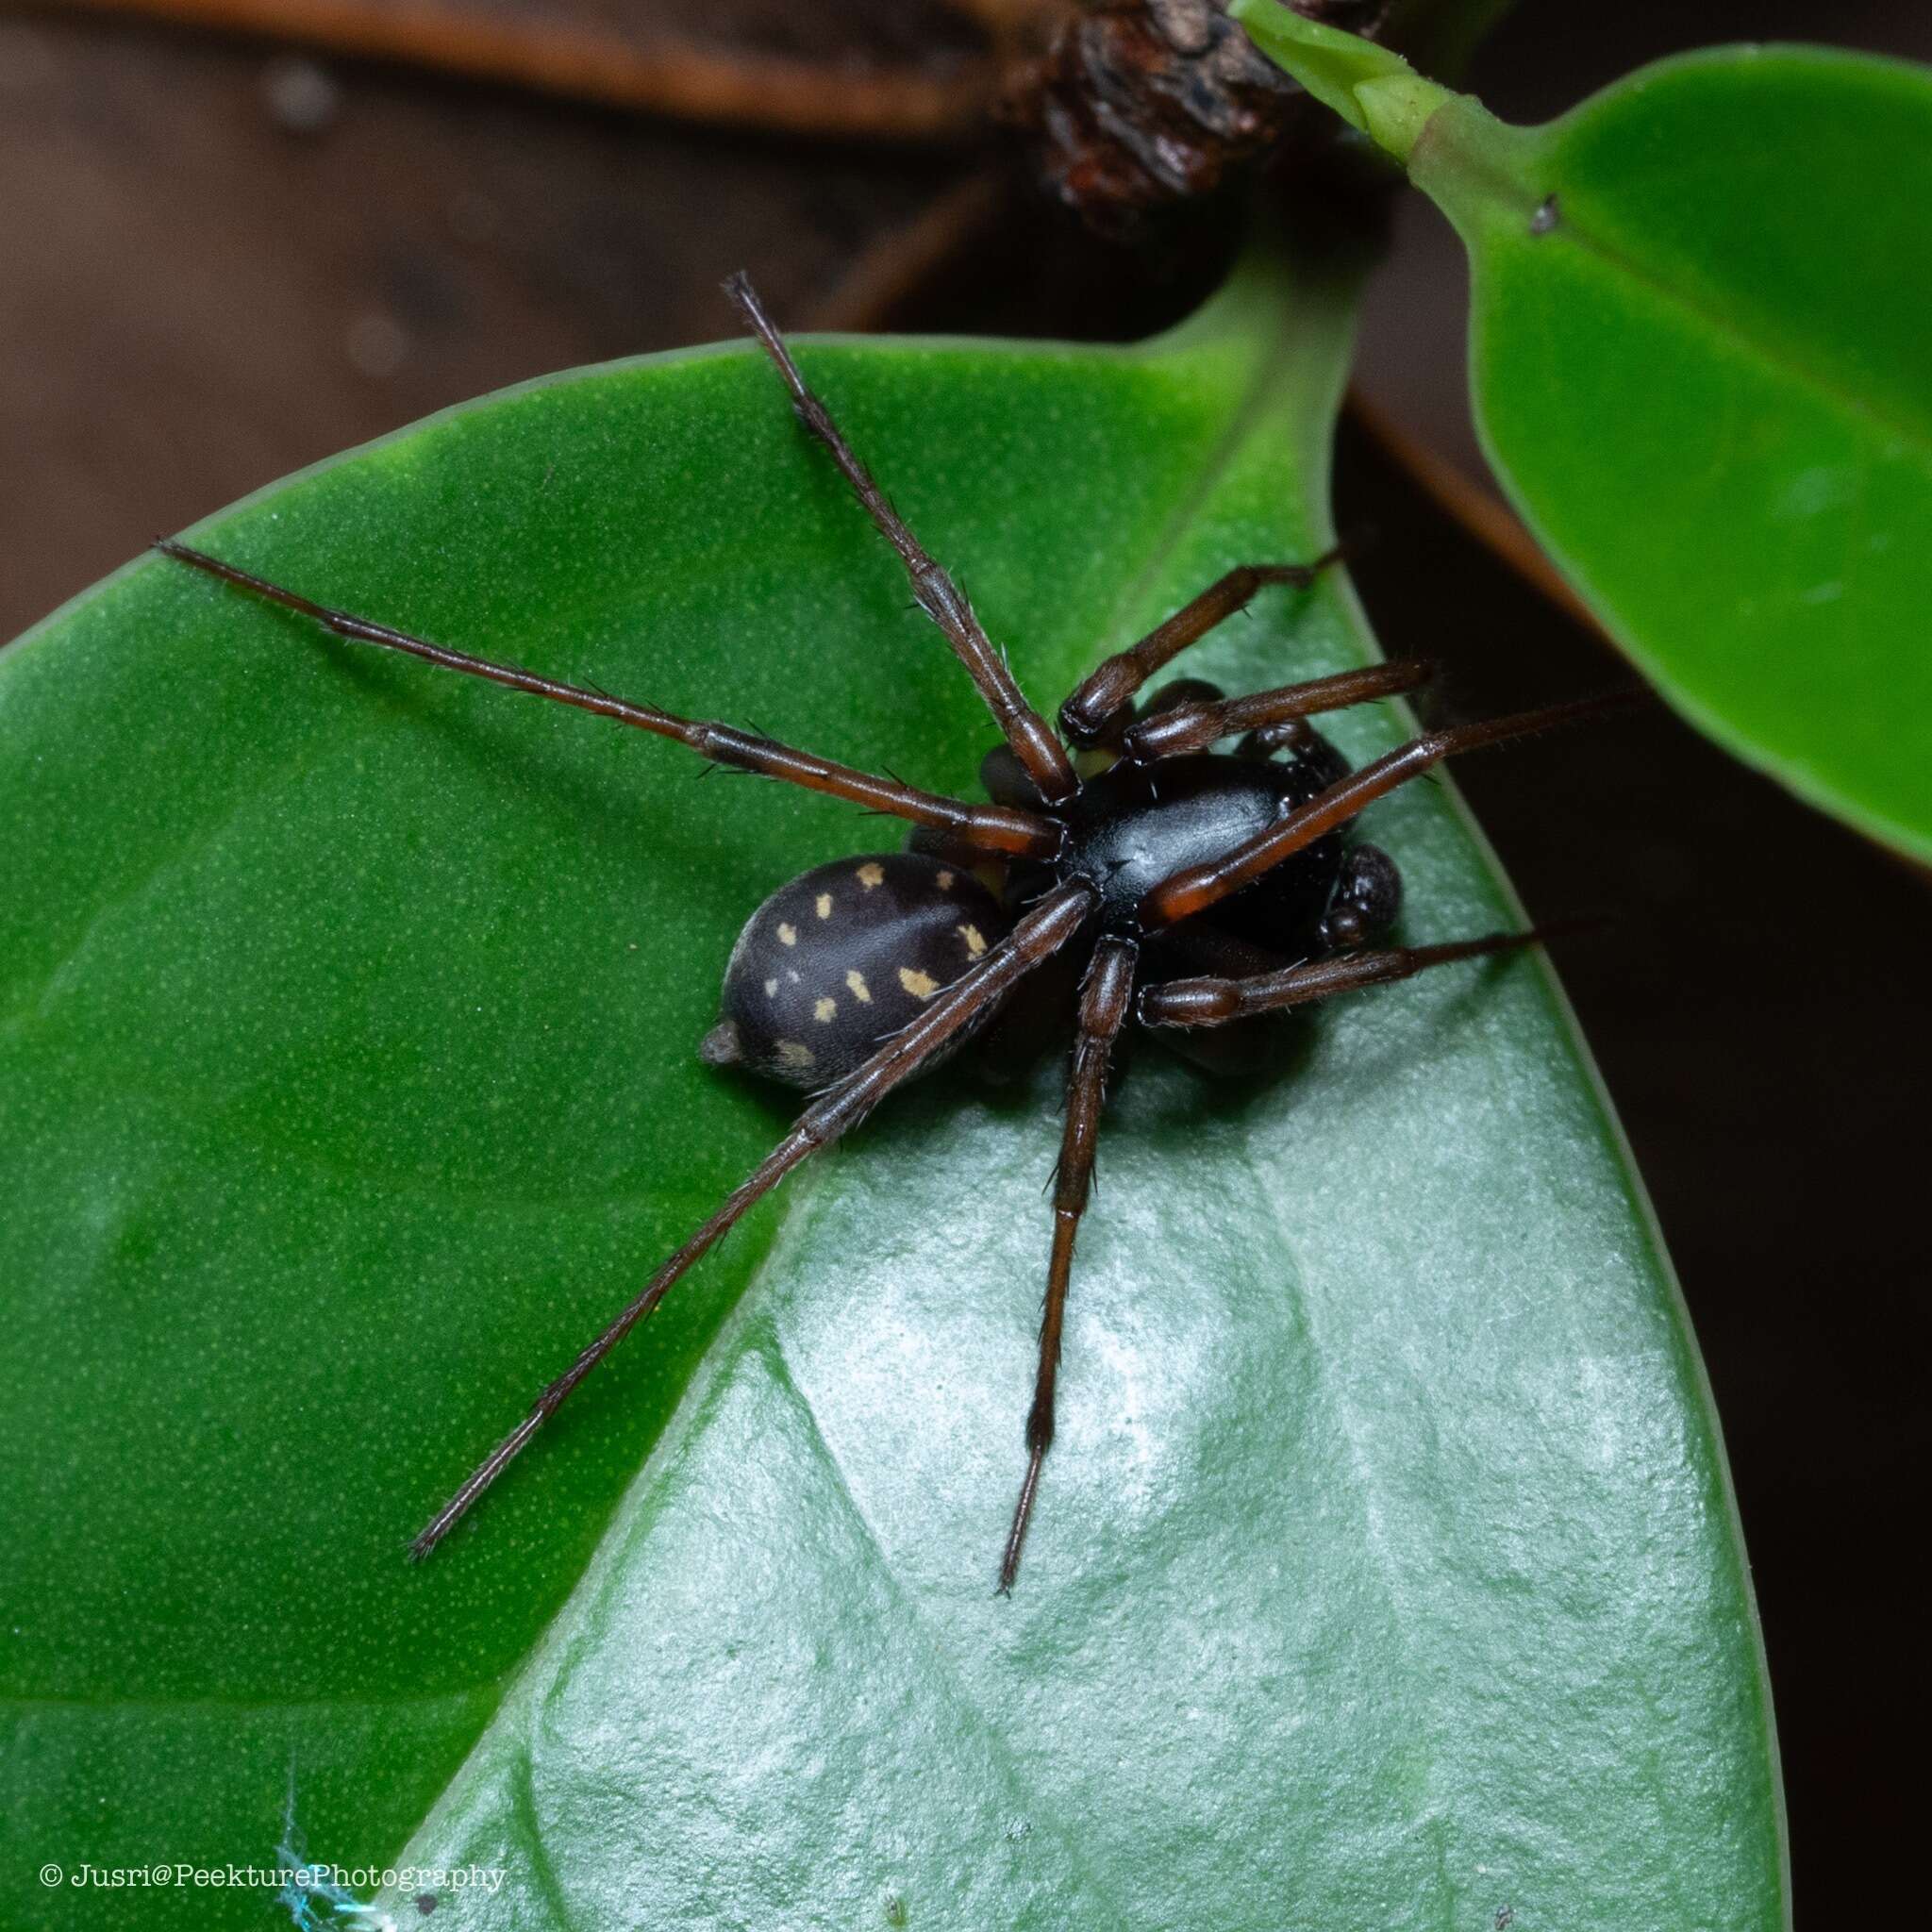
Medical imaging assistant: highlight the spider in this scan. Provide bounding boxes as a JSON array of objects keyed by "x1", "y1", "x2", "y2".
[{"x1": 156, "y1": 275, "x2": 1620, "y2": 1591}]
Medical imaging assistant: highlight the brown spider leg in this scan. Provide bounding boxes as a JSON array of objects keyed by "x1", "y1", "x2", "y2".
[
  {"x1": 998, "y1": 932, "x2": 1137, "y2": 1594},
  {"x1": 1139, "y1": 925, "x2": 1585, "y2": 1028},
  {"x1": 1138, "y1": 691, "x2": 1642, "y2": 933},
  {"x1": 723, "y1": 275, "x2": 1078, "y2": 806},
  {"x1": 411, "y1": 878, "x2": 1097, "y2": 1560},
  {"x1": 156, "y1": 540, "x2": 1058, "y2": 860},
  {"x1": 1118, "y1": 658, "x2": 1435, "y2": 762},
  {"x1": 1058, "y1": 550, "x2": 1348, "y2": 746}
]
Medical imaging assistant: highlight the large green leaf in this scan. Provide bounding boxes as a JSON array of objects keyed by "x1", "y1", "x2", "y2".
[
  {"x1": 0, "y1": 248, "x2": 1780, "y2": 1929},
  {"x1": 1237, "y1": 0, "x2": 1932, "y2": 866}
]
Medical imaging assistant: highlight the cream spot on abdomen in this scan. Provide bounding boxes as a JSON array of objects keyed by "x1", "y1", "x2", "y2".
[
  {"x1": 898, "y1": 967, "x2": 941, "y2": 999},
  {"x1": 845, "y1": 971, "x2": 872, "y2": 1003}
]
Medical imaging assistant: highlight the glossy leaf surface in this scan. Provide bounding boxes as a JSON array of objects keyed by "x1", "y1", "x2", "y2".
[
  {"x1": 0, "y1": 254, "x2": 1781, "y2": 1928},
  {"x1": 1238, "y1": 1, "x2": 1932, "y2": 864}
]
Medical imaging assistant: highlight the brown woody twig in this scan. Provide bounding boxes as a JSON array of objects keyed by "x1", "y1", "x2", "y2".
[
  {"x1": 44, "y1": 0, "x2": 997, "y2": 142},
  {"x1": 1347, "y1": 387, "x2": 1603, "y2": 636}
]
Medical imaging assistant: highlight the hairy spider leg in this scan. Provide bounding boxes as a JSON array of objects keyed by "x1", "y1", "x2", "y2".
[
  {"x1": 1139, "y1": 925, "x2": 1588, "y2": 1028},
  {"x1": 409, "y1": 880, "x2": 1097, "y2": 1560},
  {"x1": 723, "y1": 273, "x2": 1079, "y2": 806},
  {"x1": 1058, "y1": 551, "x2": 1348, "y2": 745},
  {"x1": 1117, "y1": 658, "x2": 1435, "y2": 763},
  {"x1": 1138, "y1": 691, "x2": 1642, "y2": 932},
  {"x1": 155, "y1": 540, "x2": 1057, "y2": 858},
  {"x1": 999, "y1": 932, "x2": 1138, "y2": 1594}
]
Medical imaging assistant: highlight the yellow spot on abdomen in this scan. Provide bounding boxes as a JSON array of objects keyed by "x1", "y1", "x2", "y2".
[
  {"x1": 776, "y1": 922, "x2": 798, "y2": 946},
  {"x1": 937, "y1": 870, "x2": 955, "y2": 891},
  {"x1": 845, "y1": 971, "x2": 872, "y2": 1003},
  {"x1": 958, "y1": 923, "x2": 987, "y2": 958},
  {"x1": 815, "y1": 893, "x2": 833, "y2": 920},
  {"x1": 763, "y1": 977, "x2": 779, "y2": 998},
  {"x1": 776, "y1": 1041, "x2": 814, "y2": 1070},
  {"x1": 813, "y1": 997, "x2": 837, "y2": 1023},
  {"x1": 857, "y1": 862, "x2": 885, "y2": 888},
  {"x1": 898, "y1": 966, "x2": 941, "y2": 999}
]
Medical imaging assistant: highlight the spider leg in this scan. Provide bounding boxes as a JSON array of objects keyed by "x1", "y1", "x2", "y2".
[
  {"x1": 1058, "y1": 551, "x2": 1347, "y2": 746},
  {"x1": 998, "y1": 932, "x2": 1137, "y2": 1594},
  {"x1": 1117, "y1": 658, "x2": 1433, "y2": 763},
  {"x1": 1144, "y1": 924, "x2": 1304, "y2": 1079},
  {"x1": 1139, "y1": 925, "x2": 1587, "y2": 1028},
  {"x1": 156, "y1": 540, "x2": 1058, "y2": 859},
  {"x1": 722, "y1": 274, "x2": 1078, "y2": 806},
  {"x1": 408, "y1": 880, "x2": 1095, "y2": 1559},
  {"x1": 1138, "y1": 691, "x2": 1641, "y2": 932}
]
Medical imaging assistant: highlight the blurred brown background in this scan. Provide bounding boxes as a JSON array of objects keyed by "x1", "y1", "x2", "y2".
[{"x1": 4, "y1": 0, "x2": 1926, "y2": 1917}]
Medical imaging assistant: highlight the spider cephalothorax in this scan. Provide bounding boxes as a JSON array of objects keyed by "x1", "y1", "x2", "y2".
[{"x1": 157, "y1": 275, "x2": 1614, "y2": 1590}]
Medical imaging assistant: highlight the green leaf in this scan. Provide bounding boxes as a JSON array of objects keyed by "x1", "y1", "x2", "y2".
[
  {"x1": 1236, "y1": 0, "x2": 1932, "y2": 866},
  {"x1": 0, "y1": 245, "x2": 1781, "y2": 1929}
]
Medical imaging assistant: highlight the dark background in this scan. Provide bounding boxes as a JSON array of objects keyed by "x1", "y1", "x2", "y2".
[{"x1": 4, "y1": 1, "x2": 1925, "y2": 1919}]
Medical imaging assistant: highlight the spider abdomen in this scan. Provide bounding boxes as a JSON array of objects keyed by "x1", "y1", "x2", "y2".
[{"x1": 701, "y1": 853, "x2": 1013, "y2": 1090}]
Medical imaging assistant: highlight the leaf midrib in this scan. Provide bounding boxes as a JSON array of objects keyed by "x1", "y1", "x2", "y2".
[
  {"x1": 1491, "y1": 165, "x2": 1932, "y2": 463},
  {"x1": 763, "y1": 1334, "x2": 1137, "y2": 1925}
]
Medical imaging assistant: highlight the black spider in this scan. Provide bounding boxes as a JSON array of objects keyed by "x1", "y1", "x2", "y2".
[{"x1": 156, "y1": 275, "x2": 1619, "y2": 1591}]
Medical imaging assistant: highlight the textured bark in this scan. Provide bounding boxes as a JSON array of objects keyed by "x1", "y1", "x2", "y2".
[{"x1": 1006, "y1": 0, "x2": 1387, "y2": 235}]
